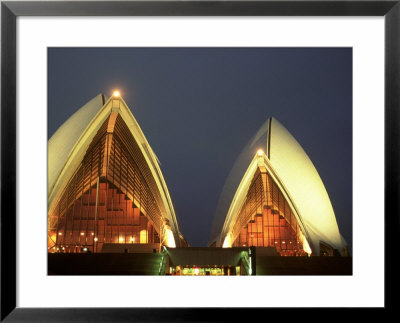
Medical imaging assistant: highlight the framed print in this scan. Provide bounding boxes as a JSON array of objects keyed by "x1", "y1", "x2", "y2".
[{"x1": 1, "y1": 0, "x2": 399, "y2": 321}]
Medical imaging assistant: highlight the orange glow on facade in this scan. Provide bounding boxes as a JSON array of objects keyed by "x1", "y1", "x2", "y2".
[
  {"x1": 231, "y1": 168, "x2": 308, "y2": 256},
  {"x1": 48, "y1": 113, "x2": 165, "y2": 253},
  {"x1": 48, "y1": 180, "x2": 161, "y2": 253}
]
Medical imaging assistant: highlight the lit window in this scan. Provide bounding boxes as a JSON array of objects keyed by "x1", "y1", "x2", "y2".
[{"x1": 140, "y1": 230, "x2": 148, "y2": 244}]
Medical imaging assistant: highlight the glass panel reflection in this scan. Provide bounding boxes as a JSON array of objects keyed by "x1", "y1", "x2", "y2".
[{"x1": 232, "y1": 169, "x2": 307, "y2": 256}]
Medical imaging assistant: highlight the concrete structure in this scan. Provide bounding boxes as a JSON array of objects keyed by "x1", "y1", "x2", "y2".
[
  {"x1": 210, "y1": 117, "x2": 348, "y2": 256},
  {"x1": 48, "y1": 92, "x2": 185, "y2": 253},
  {"x1": 48, "y1": 247, "x2": 352, "y2": 276}
]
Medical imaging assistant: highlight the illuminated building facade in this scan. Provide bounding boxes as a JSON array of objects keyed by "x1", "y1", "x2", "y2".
[
  {"x1": 210, "y1": 117, "x2": 348, "y2": 257},
  {"x1": 165, "y1": 247, "x2": 255, "y2": 276},
  {"x1": 48, "y1": 93, "x2": 184, "y2": 253},
  {"x1": 47, "y1": 96, "x2": 351, "y2": 275}
]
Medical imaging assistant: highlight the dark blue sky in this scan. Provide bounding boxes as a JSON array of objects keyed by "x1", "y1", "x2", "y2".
[{"x1": 48, "y1": 48, "x2": 352, "y2": 250}]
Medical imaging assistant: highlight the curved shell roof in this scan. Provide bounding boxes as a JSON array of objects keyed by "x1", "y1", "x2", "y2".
[
  {"x1": 48, "y1": 94, "x2": 105, "y2": 196},
  {"x1": 48, "y1": 94, "x2": 182, "y2": 246},
  {"x1": 211, "y1": 117, "x2": 346, "y2": 255},
  {"x1": 209, "y1": 119, "x2": 269, "y2": 245},
  {"x1": 267, "y1": 118, "x2": 344, "y2": 254}
]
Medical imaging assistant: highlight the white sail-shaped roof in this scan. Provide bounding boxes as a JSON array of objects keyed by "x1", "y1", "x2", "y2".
[
  {"x1": 267, "y1": 118, "x2": 345, "y2": 254},
  {"x1": 211, "y1": 117, "x2": 346, "y2": 255},
  {"x1": 48, "y1": 93, "x2": 182, "y2": 247},
  {"x1": 48, "y1": 94, "x2": 106, "y2": 196}
]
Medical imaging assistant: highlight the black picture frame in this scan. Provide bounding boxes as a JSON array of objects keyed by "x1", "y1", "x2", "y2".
[{"x1": 1, "y1": 0, "x2": 398, "y2": 321}]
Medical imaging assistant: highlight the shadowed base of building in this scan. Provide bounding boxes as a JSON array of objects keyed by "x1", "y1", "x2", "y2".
[
  {"x1": 48, "y1": 247, "x2": 352, "y2": 275},
  {"x1": 48, "y1": 253, "x2": 164, "y2": 275},
  {"x1": 255, "y1": 256, "x2": 352, "y2": 275}
]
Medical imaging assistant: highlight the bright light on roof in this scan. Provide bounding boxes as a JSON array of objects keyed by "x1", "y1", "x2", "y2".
[
  {"x1": 257, "y1": 149, "x2": 264, "y2": 156},
  {"x1": 113, "y1": 90, "x2": 120, "y2": 97}
]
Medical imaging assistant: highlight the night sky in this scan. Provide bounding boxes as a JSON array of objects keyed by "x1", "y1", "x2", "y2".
[{"x1": 48, "y1": 48, "x2": 352, "y2": 251}]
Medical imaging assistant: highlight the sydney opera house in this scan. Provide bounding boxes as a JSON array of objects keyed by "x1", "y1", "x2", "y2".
[
  {"x1": 48, "y1": 92, "x2": 350, "y2": 275},
  {"x1": 48, "y1": 92, "x2": 186, "y2": 255},
  {"x1": 209, "y1": 117, "x2": 349, "y2": 257}
]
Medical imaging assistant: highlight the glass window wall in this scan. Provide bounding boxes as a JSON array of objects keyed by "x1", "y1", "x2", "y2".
[
  {"x1": 48, "y1": 113, "x2": 163, "y2": 253},
  {"x1": 232, "y1": 169, "x2": 307, "y2": 256}
]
